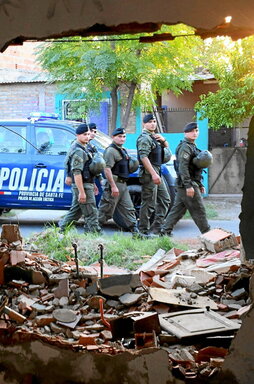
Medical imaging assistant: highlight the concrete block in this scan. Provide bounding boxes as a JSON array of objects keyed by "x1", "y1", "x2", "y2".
[
  {"x1": 200, "y1": 228, "x2": 238, "y2": 252},
  {"x1": 98, "y1": 274, "x2": 139, "y2": 297}
]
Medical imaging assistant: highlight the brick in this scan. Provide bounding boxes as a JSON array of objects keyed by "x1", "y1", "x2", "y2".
[
  {"x1": 10, "y1": 250, "x2": 26, "y2": 265},
  {"x1": 200, "y1": 228, "x2": 238, "y2": 252},
  {"x1": 34, "y1": 314, "x2": 55, "y2": 326},
  {"x1": 1, "y1": 224, "x2": 22, "y2": 243},
  {"x1": 40, "y1": 293, "x2": 54, "y2": 302},
  {"x1": 53, "y1": 278, "x2": 69, "y2": 299},
  {"x1": 100, "y1": 330, "x2": 112, "y2": 341},
  {"x1": 135, "y1": 332, "x2": 157, "y2": 349},
  {"x1": 78, "y1": 333, "x2": 100, "y2": 345}
]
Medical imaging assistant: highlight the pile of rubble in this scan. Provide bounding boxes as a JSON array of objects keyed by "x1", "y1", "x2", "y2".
[{"x1": 0, "y1": 224, "x2": 252, "y2": 383}]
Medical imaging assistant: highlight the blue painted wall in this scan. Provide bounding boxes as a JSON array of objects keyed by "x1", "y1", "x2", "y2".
[
  {"x1": 55, "y1": 93, "x2": 112, "y2": 134},
  {"x1": 89, "y1": 101, "x2": 109, "y2": 134},
  {"x1": 55, "y1": 94, "x2": 65, "y2": 118}
]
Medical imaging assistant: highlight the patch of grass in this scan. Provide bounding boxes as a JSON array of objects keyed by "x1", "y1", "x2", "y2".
[
  {"x1": 28, "y1": 225, "x2": 187, "y2": 270},
  {"x1": 183, "y1": 202, "x2": 218, "y2": 220},
  {"x1": 28, "y1": 224, "x2": 77, "y2": 261},
  {"x1": 91, "y1": 233, "x2": 180, "y2": 270}
]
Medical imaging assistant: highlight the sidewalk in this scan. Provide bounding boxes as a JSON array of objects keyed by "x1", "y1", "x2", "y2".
[{"x1": 204, "y1": 194, "x2": 242, "y2": 220}]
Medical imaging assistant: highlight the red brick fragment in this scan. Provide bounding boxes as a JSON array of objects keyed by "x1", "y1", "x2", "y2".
[
  {"x1": 10, "y1": 250, "x2": 26, "y2": 265},
  {"x1": 79, "y1": 333, "x2": 100, "y2": 345}
]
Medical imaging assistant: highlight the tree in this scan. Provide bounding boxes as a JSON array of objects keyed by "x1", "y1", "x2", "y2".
[
  {"x1": 36, "y1": 24, "x2": 203, "y2": 132},
  {"x1": 195, "y1": 35, "x2": 254, "y2": 260},
  {"x1": 195, "y1": 36, "x2": 254, "y2": 128}
]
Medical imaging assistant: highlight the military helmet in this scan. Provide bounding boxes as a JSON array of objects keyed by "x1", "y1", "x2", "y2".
[
  {"x1": 193, "y1": 150, "x2": 213, "y2": 168},
  {"x1": 163, "y1": 147, "x2": 172, "y2": 163},
  {"x1": 129, "y1": 156, "x2": 139, "y2": 173},
  {"x1": 89, "y1": 153, "x2": 106, "y2": 175}
]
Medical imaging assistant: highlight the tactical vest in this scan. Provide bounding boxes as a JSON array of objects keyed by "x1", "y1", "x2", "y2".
[
  {"x1": 137, "y1": 133, "x2": 163, "y2": 166},
  {"x1": 65, "y1": 142, "x2": 75, "y2": 177},
  {"x1": 174, "y1": 140, "x2": 202, "y2": 183},
  {"x1": 87, "y1": 142, "x2": 97, "y2": 154},
  {"x1": 109, "y1": 143, "x2": 130, "y2": 179},
  {"x1": 71, "y1": 142, "x2": 94, "y2": 183}
]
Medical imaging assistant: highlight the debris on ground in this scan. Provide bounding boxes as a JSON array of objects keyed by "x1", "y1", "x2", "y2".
[{"x1": 0, "y1": 224, "x2": 252, "y2": 383}]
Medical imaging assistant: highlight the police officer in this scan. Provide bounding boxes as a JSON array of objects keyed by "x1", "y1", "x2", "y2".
[
  {"x1": 87, "y1": 122, "x2": 104, "y2": 184},
  {"x1": 87, "y1": 123, "x2": 98, "y2": 154},
  {"x1": 59, "y1": 123, "x2": 101, "y2": 233},
  {"x1": 160, "y1": 122, "x2": 210, "y2": 236},
  {"x1": 59, "y1": 122, "x2": 104, "y2": 231},
  {"x1": 136, "y1": 114, "x2": 171, "y2": 235},
  {"x1": 98, "y1": 127, "x2": 139, "y2": 233},
  {"x1": 64, "y1": 122, "x2": 98, "y2": 186}
]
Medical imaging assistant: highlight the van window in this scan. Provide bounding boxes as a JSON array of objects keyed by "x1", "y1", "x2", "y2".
[
  {"x1": 35, "y1": 127, "x2": 74, "y2": 155},
  {"x1": 0, "y1": 125, "x2": 26, "y2": 153}
]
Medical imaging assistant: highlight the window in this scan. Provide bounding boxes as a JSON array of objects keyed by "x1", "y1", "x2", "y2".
[
  {"x1": 0, "y1": 125, "x2": 26, "y2": 153},
  {"x1": 35, "y1": 127, "x2": 74, "y2": 155}
]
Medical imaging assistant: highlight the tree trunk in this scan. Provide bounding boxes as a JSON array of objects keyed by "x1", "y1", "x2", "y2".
[
  {"x1": 239, "y1": 115, "x2": 254, "y2": 260},
  {"x1": 122, "y1": 82, "x2": 137, "y2": 130},
  {"x1": 110, "y1": 86, "x2": 118, "y2": 134}
]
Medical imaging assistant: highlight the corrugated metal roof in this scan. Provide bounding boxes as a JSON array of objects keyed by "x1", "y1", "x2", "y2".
[
  {"x1": 189, "y1": 70, "x2": 215, "y2": 81},
  {"x1": 0, "y1": 69, "x2": 51, "y2": 84}
]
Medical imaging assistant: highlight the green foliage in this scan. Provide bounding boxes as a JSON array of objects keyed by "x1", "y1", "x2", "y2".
[
  {"x1": 37, "y1": 28, "x2": 254, "y2": 135},
  {"x1": 195, "y1": 36, "x2": 254, "y2": 128},
  {"x1": 30, "y1": 224, "x2": 75, "y2": 261},
  {"x1": 36, "y1": 25, "x2": 203, "y2": 128},
  {"x1": 29, "y1": 226, "x2": 183, "y2": 270}
]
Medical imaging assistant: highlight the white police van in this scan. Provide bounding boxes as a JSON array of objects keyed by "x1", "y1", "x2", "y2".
[{"x1": 0, "y1": 113, "x2": 175, "y2": 223}]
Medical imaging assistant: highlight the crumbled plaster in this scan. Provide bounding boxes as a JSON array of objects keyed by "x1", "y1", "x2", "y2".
[
  {"x1": 0, "y1": 340, "x2": 178, "y2": 384},
  {"x1": 219, "y1": 275, "x2": 254, "y2": 384}
]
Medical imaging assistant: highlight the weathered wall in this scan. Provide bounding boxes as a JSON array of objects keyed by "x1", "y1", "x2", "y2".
[
  {"x1": 162, "y1": 81, "x2": 219, "y2": 110},
  {"x1": 0, "y1": 42, "x2": 42, "y2": 72},
  {"x1": 0, "y1": 83, "x2": 56, "y2": 119},
  {"x1": 1, "y1": 0, "x2": 254, "y2": 52},
  {"x1": 219, "y1": 274, "x2": 254, "y2": 384},
  {"x1": 209, "y1": 148, "x2": 247, "y2": 194},
  {"x1": 239, "y1": 117, "x2": 254, "y2": 260},
  {"x1": 0, "y1": 340, "x2": 178, "y2": 384}
]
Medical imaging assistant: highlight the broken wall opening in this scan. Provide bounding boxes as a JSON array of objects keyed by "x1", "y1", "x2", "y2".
[{"x1": 0, "y1": 224, "x2": 251, "y2": 383}]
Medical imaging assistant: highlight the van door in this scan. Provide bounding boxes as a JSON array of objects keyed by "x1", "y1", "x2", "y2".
[
  {"x1": 30, "y1": 124, "x2": 75, "y2": 209},
  {"x1": 0, "y1": 122, "x2": 33, "y2": 209}
]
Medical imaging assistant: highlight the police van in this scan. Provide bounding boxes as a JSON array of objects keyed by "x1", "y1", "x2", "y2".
[{"x1": 0, "y1": 114, "x2": 175, "y2": 223}]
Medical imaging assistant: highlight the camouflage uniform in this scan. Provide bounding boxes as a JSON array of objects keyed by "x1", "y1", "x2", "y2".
[
  {"x1": 59, "y1": 141, "x2": 101, "y2": 233},
  {"x1": 98, "y1": 144, "x2": 137, "y2": 230},
  {"x1": 58, "y1": 142, "x2": 81, "y2": 230},
  {"x1": 137, "y1": 130, "x2": 170, "y2": 234},
  {"x1": 161, "y1": 138, "x2": 210, "y2": 234},
  {"x1": 87, "y1": 140, "x2": 97, "y2": 154}
]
